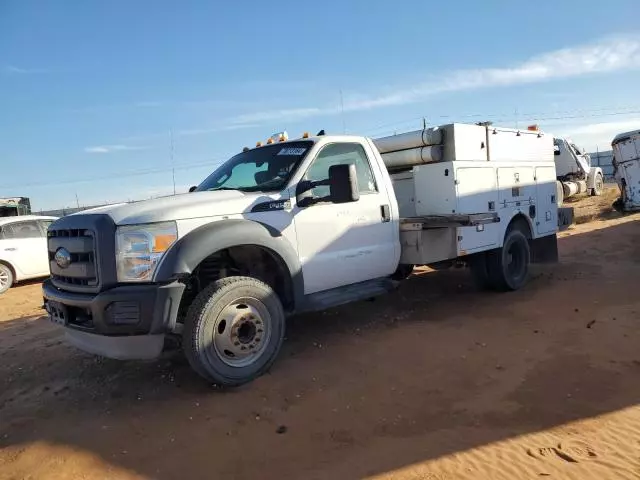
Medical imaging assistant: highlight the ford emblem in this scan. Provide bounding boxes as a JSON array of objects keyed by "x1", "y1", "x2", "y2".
[{"x1": 54, "y1": 247, "x2": 72, "y2": 269}]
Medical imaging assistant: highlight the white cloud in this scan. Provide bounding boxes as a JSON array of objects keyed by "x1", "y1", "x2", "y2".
[
  {"x1": 555, "y1": 118, "x2": 640, "y2": 151},
  {"x1": 84, "y1": 144, "x2": 148, "y2": 154},
  {"x1": 229, "y1": 107, "x2": 325, "y2": 126},
  {"x1": 134, "y1": 101, "x2": 163, "y2": 108},
  {"x1": 177, "y1": 123, "x2": 261, "y2": 136},
  {"x1": 2, "y1": 64, "x2": 48, "y2": 74},
  {"x1": 88, "y1": 33, "x2": 640, "y2": 147},
  {"x1": 230, "y1": 33, "x2": 640, "y2": 125}
]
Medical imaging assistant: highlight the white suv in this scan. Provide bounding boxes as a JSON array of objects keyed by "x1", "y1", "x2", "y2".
[{"x1": 0, "y1": 215, "x2": 58, "y2": 294}]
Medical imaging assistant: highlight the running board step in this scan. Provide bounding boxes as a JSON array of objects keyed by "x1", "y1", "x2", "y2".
[{"x1": 298, "y1": 277, "x2": 398, "y2": 313}]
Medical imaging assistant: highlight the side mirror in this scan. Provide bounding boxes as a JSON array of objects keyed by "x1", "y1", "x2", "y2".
[
  {"x1": 329, "y1": 163, "x2": 359, "y2": 203},
  {"x1": 188, "y1": 186, "x2": 197, "y2": 193}
]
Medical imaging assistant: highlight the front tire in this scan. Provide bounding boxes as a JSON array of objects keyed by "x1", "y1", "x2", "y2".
[
  {"x1": 591, "y1": 173, "x2": 604, "y2": 196},
  {"x1": 0, "y1": 263, "x2": 14, "y2": 295},
  {"x1": 556, "y1": 180, "x2": 564, "y2": 207},
  {"x1": 486, "y1": 228, "x2": 531, "y2": 291},
  {"x1": 183, "y1": 276, "x2": 286, "y2": 386}
]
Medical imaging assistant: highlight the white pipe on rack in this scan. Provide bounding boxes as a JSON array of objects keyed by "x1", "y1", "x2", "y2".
[
  {"x1": 373, "y1": 127, "x2": 443, "y2": 154},
  {"x1": 382, "y1": 145, "x2": 444, "y2": 168}
]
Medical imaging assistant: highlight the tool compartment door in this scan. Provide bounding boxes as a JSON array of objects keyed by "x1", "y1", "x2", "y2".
[
  {"x1": 497, "y1": 167, "x2": 535, "y2": 207},
  {"x1": 534, "y1": 166, "x2": 558, "y2": 235},
  {"x1": 455, "y1": 166, "x2": 499, "y2": 253}
]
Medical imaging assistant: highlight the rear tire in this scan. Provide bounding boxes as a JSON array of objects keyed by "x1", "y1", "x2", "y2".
[
  {"x1": 591, "y1": 173, "x2": 604, "y2": 196},
  {"x1": 486, "y1": 228, "x2": 531, "y2": 291},
  {"x1": 0, "y1": 263, "x2": 14, "y2": 295},
  {"x1": 183, "y1": 276, "x2": 286, "y2": 387}
]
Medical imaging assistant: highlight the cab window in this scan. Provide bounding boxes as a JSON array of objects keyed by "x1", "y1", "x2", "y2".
[{"x1": 304, "y1": 143, "x2": 377, "y2": 198}]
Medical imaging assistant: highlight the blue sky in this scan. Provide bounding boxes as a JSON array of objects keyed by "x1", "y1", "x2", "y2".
[{"x1": 2, "y1": 0, "x2": 640, "y2": 210}]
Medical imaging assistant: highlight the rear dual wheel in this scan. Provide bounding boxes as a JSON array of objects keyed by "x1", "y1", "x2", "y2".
[{"x1": 469, "y1": 226, "x2": 530, "y2": 292}]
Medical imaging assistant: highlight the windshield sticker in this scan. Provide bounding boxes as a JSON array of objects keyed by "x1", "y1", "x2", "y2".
[{"x1": 277, "y1": 147, "x2": 307, "y2": 156}]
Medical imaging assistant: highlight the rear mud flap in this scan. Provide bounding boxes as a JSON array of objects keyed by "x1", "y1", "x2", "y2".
[
  {"x1": 558, "y1": 207, "x2": 574, "y2": 231},
  {"x1": 531, "y1": 235, "x2": 559, "y2": 264}
]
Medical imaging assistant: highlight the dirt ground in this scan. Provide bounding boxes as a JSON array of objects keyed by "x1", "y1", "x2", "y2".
[{"x1": 2, "y1": 185, "x2": 640, "y2": 480}]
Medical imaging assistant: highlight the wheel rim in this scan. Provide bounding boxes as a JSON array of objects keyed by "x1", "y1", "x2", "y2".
[
  {"x1": 0, "y1": 269, "x2": 10, "y2": 290},
  {"x1": 210, "y1": 296, "x2": 272, "y2": 368},
  {"x1": 506, "y1": 242, "x2": 525, "y2": 280}
]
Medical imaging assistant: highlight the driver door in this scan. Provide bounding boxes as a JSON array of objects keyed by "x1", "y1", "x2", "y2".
[{"x1": 292, "y1": 142, "x2": 397, "y2": 294}]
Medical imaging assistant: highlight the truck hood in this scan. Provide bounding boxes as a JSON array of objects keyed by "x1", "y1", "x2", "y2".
[{"x1": 74, "y1": 190, "x2": 277, "y2": 225}]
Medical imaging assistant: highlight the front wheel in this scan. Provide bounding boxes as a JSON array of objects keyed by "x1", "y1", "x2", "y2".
[
  {"x1": 183, "y1": 276, "x2": 286, "y2": 386},
  {"x1": 591, "y1": 173, "x2": 604, "y2": 196},
  {"x1": 486, "y1": 228, "x2": 531, "y2": 291},
  {"x1": 556, "y1": 180, "x2": 564, "y2": 207},
  {"x1": 0, "y1": 263, "x2": 14, "y2": 295}
]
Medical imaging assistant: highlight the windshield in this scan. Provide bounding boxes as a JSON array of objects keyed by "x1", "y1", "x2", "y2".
[{"x1": 196, "y1": 141, "x2": 313, "y2": 193}]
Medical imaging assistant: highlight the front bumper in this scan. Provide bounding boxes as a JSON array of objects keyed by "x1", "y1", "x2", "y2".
[{"x1": 43, "y1": 279, "x2": 185, "y2": 359}]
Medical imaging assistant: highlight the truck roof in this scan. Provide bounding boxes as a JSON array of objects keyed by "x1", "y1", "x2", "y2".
[{"x1": 612, "y1": 128, "x2": 640, "y2": 145}]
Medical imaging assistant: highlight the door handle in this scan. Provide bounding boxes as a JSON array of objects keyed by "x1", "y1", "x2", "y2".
[{"x1": 380, "y1": 204, "x2": 390, "y2": 223}]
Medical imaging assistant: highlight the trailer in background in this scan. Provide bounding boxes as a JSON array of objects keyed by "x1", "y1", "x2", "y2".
[
  {"x1": 0, "y1": 197, "x2": 31, "y2": 217},
  {"x1": 612, "y1": 128, "x2": 640, "y2": 212}
]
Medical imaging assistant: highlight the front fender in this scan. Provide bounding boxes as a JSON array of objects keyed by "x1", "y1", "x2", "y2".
[
  {"x1": 153, "y1": 219, "x2": 304, "y2": 306},
  {"x1": 587, "y1": 167, "x2": 603, "y2": 189}
]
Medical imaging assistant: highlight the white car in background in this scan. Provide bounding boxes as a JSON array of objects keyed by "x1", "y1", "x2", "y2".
[{"x1": 0, "y1": 215, "x2": 58, "y2": 294}]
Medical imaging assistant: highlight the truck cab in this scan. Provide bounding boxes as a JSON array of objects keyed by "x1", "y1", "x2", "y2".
[{"x1": 552, "y1": 136, "x2": 604, "y2": 201}]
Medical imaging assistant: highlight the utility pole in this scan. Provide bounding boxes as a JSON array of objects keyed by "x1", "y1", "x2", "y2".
[
  {"x1": 340, "y1": 89, "x2": 346, "y2": 134},
  {"x1": 75, "y1": 192, "x2": 80, "y2": 209},
  {"x1": 170, "y1": 128, "x2": 176, "y2": 195}
]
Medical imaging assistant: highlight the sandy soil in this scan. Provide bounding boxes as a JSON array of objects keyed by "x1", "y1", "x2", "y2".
[
  {"x1": 566, "y1": 183, "x2": 620, "y2": 224},
  {"x1": 1, "y1": 191, "x2": 639, "y2": 480}
]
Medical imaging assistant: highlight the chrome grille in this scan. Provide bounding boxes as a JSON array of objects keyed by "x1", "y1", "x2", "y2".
[{"x1": 48, "y1": 228, "x2": 98, "y2": 288}]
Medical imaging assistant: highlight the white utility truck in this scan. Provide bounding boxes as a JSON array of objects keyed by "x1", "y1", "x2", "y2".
[
  {"x1": 529, "y1": 126, "x2": 604, "y2": 204},
  {"x1": 43, "y1": 122, "x2": 571, "y2": 386},
  {"x1": 611, "y1": 128, "x2": 640, "y2": 212}
]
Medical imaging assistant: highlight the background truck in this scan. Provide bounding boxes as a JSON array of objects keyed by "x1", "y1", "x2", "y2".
[
  {"x1": 43, "y1": 122, "x2": 570, "y2": 386},
  {"x1": 611, "y1": 128, "x2": 640, "y2": 212},
  {"x1": 0, "y1": 197, "x2": 31, "y2": 217},
  {"x1": 536, "y1": 128, "x2": 604, "y2": 204}
]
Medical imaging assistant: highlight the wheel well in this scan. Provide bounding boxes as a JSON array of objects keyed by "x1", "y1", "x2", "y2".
[
  {"x1": 0, "y1": 260, "x2": 16, "y2": 282},
  {"x1": 177, "y1": 245, "x2": 294, "y2": 321},
  {"x1": 506, "y1": 214, "x2": 533, "y2": 240}
]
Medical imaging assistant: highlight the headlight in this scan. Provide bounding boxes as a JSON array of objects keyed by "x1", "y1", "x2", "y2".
[{"x1": 115, "y1": 221, "x2": 178, "y2": 282}]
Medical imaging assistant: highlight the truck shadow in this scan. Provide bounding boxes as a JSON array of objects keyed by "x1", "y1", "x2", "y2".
[{"x1": 1, "y1": 218, "x2": 639, "y2": 479}]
